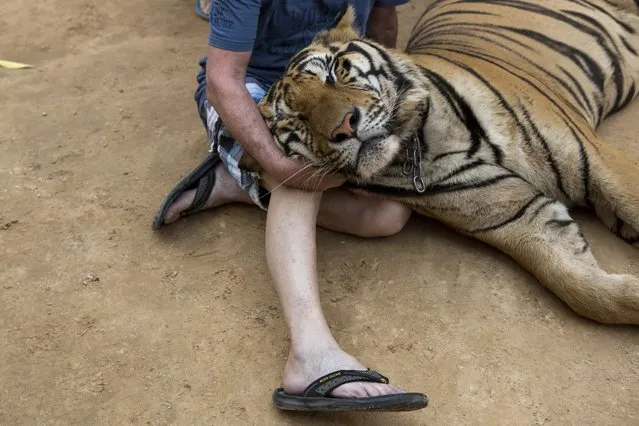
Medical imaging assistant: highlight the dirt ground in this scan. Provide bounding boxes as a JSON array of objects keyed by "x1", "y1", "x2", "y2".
[{"x1": 2, "y1": 0, "x2": 639, "y2": 425}]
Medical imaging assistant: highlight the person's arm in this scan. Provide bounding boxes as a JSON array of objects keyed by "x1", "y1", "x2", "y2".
[
  {"x1": 205, "y1": 48, "x2": 285, "y2": 178},
  {"x1": 366, "y1": 3, "x2": 405, "y2": 48},
  {"x1": 206, "y1": 3, "x2": 344, "y2": 190},
  {"x1": 206, "y1": 49, "x2": 344, "y2": 190}
]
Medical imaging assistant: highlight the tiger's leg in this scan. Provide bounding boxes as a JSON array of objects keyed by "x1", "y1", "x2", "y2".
[
  {"x1": 585, "y1": 141, "x2": 639, "y2": 246},
  {"x1": 417, "y1": 177, "x2": 639, "y2": 325}
]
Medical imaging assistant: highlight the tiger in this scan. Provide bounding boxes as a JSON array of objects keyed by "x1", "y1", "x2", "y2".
[{"x1": 238, "y1": 0, "x2": 639, "y2": 325}]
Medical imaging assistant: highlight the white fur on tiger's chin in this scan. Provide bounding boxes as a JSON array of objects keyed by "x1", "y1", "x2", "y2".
[{"x1": 355, "y1": 135, "x2": 401, "y2": 180}]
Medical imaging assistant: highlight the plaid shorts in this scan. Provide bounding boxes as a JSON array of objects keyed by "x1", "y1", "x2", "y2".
[{"x1": 195, "y1": 57, "x2": 270, "y2": 210}]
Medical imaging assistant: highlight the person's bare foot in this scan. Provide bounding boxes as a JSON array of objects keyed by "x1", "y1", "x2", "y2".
[
  {"x1": 163, "y1": 163, "x2": 253, "y2": 225},
  {"x1": 283, "y1": 344, "x2": 404, "y2": 398}
]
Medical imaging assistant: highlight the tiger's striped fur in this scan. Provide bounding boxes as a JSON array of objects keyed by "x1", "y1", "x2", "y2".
[{"x1": 250, "y1": 1, "x2": 639, "y2": 325}]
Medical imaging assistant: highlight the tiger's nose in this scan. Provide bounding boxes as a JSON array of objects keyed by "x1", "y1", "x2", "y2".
[{"x1": 330, "y1": 109, "x2": 360, "y2": 142}]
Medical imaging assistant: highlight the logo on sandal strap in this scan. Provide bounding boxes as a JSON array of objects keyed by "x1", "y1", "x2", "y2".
[{"x1": 319, "y1": 371, "x2": 342, "y2": 383}]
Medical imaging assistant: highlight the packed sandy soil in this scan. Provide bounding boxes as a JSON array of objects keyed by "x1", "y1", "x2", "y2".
[{"x1": 2, "y1": 0, "x2": 639, "y2": 424}]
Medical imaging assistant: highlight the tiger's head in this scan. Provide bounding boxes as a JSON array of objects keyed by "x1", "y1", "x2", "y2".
[{"x1": 254, "y1": 6, "x2": 430, "y2": 181}]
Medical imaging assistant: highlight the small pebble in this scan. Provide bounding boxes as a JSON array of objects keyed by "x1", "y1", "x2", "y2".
[
  {"x1": 41, "y1": 112, "x2": 47, "y2": 117},
  {"x1": 82, "y1": 274, "x2": 100, "y2": 286},
  {"x1": 0, "y1": 220, "x2": 18, "y2": 230}
]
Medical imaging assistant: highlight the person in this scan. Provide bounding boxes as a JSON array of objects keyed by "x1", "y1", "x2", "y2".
[{"x1": 153, "y1": 0, "x2": 427, "y2": 412}]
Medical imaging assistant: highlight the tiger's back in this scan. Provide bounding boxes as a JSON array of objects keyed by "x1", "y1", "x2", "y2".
[
  {"x1": 406, "y1": 0, "x2": 639, "y2": 128},
  {"x1": 393, "y1": 0, "x2": 639, "y2": 208}
]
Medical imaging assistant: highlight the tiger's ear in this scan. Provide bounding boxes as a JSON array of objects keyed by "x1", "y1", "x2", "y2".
[{"x1": 313, "y1": 5, "x2": 360, "y2": 45}]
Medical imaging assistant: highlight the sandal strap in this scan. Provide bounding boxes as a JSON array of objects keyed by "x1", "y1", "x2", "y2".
[
  {"x1": 303, "y1": 369, "x2": 390, "y2": 398},
  {"x1": 181, "y1": 167, "x2": 215, "y2": 216}
]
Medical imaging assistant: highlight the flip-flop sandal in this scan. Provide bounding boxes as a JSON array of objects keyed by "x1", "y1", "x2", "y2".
[
  {"x1": 195, "y1": 0, "x2": 210, "y2": 20},
  {"x1": 272, "y1": 369, "x2": 428, "y2": 412},
  {"x1": 152, "y1": 153, "x2": 220, "y2": 231}
]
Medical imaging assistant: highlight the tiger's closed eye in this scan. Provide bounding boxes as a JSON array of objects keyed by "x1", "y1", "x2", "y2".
[{"x1": 340, "y1": 58, "x2": 352, "y2": 72}]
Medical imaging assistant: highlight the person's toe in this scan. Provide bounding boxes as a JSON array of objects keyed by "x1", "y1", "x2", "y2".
[
  {"x1": 163, "y1": 189, "x2": 196, "y2": 224},
  {"x1": 367, "y1": 383, "x2": 398, "y2": 397},
  {"x1": 329, "y1": 381, "x2": 401, "y2": 399}
]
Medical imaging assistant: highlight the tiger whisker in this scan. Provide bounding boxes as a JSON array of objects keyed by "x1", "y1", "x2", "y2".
[
  {"x1": 259, "y1": 162, "x2": 315, "y2": 198},
  {"x1": 302, "y1": 161, "x2": 337, "y2": 192}
]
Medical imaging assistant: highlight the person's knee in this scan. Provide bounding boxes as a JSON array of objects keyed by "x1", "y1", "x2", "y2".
[{"x1": 358, "y1": 200, "x2": 411, "y2": 237}]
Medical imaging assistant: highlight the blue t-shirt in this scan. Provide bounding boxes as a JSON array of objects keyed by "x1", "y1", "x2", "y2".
[{"x1": 208, "y1": 0, "x2": 409, "y2": 87}]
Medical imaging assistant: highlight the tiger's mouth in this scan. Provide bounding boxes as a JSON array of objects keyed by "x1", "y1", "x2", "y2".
[
  {"x1": 355, "y1": 135, "x2": 385, "y2": 164},
  {"x1": 331, "y1": 133, "x2": 399, "y2": 180}
]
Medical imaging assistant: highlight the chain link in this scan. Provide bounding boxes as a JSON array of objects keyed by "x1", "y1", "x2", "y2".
[
  {"x1": 396, "y1": 134, "x2": 428, "y2": 192},
  {"x1": 412, "y1": 135, "x2": 426, "y2": 193},
  {"x1": 402, "y1": 147, "x2": 414, "y2": 176},
  {"x1": 401, "y1": 135, "x2": 426, "y2": 193}
]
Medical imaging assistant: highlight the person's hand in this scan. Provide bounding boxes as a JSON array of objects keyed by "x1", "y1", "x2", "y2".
[{"x1": 260, "y1": 148, "x2": 346, "y2": 192}]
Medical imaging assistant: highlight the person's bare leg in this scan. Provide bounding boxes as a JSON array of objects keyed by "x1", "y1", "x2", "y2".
[
  {"x1": 162, "y1": 163, "x2": 253, "y2": 225},
  {"x1": 316, "y1": 188, "x2": 412, "y2": 237},
  {"x1": 264, "y1": 175, "x2": 406, "y2": 398},
  {"x1": 163, "y1": 164, "x2": 411, "y2": 396},
  {"x1": 162, "y1": 161, "x2": 412, "y2": 235}
]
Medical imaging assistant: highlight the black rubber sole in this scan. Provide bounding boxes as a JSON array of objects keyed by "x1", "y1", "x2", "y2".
[{"x1": 272, "y1": 388, "x2": 429, "y2": 412}]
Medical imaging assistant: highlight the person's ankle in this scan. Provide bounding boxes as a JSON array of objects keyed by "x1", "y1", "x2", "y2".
[
  {"x1": 282, "y1": 342, "x2": 370, "y2": 395},
  {"x1": 288, "y1": 335, "x2": 340, "y2": 362}
]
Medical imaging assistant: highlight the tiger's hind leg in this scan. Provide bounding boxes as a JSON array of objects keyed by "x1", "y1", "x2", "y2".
[
  {"x1": 417, "y1": 173, "x2": 639, "y2": 324},
  {"x1": 586, "y1": 140, "x2": 639, "y2": 247}
]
